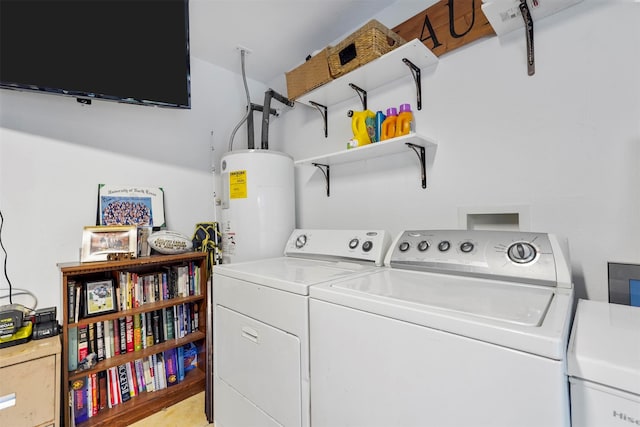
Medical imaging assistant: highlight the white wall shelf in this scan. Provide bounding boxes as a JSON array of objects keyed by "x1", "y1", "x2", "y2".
[
  {"x1": 293, "y1": 39, "x2": 439, "y2": 196},
  {"x1": 295, "y1": 133, "x2": 436, "y2": 196},
  {"x1": 296, "y1": 39, "x2": 438, "y2": 108}
]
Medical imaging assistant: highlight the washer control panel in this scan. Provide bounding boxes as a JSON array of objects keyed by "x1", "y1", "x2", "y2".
[
  {"x1": 388, "y1": 230, "x2": 571, "y2": 287},
  {"x1": 285, "y1": 229, "x2": 391, "y2": 266}
]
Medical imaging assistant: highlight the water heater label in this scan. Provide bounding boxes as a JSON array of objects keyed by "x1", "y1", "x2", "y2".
[{"x1": 229, "y1": 170, "x2": 247, "y2": 199}]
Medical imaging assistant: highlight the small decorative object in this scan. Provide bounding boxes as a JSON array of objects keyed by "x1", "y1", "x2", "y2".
[
  {"x1": 147, "y1": 230, "x2": 193, "y2": 254},
  {"x1": 84, "y1": 279, "x2": 116, "y2": 316},
  {"x1": 97, "y1": 184, "x2": 166, "y2": 227},
  {"x1": 77, "y1": 353, "x2": 98, "y2": 371},
  {"x1": 81, "y1": 225, "x2": 138, "y2": 262},
  {"x1": 137, "y1": 225, "x2": 153, "y2": 257}
]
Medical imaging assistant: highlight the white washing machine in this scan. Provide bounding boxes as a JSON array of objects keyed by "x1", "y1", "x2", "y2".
[
  {"x1": 567, "y1": 299, "x2": 640, "y2": 427},
  {"x1": 212, "y1": 229, "x2": 391, "y2": 427},
  {"x1": 310, "y1": 229, "x2": 575, "y2": 427}
]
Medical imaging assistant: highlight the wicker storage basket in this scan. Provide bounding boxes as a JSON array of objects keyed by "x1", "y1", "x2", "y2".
[
  {"x1": 327, "y1": 19, "x2": 406, "y2": 78},
  {"x1": 285, "y1": 48, "x2": 333, "y2": 100}
]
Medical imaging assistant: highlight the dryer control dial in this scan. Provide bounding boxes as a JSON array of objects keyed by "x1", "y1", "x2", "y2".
[
  {"x1": 438, "y1": 240, "x2": 451, "y2": 252},
  {"x1": 460, "y1": 241, "x2": 474, "y2": 253},
  {"x1": 362, "y1": 241, "x2": 373, "y2": 252},
  {"x1": 295, "y1": 234, "x2": 307, "y2": 249},
  {"x1": 417, "y1": 240, "x2": 430, "y2": 252},
  {"x1": 349, "y1": 238, "x2": 359, "y2": 249},
  {"x1": 399, "y1": 241, "x2": 411, "y2": 252},
  {"x1": 508, "y1": 242, "x2": 537, "y2": 264}
]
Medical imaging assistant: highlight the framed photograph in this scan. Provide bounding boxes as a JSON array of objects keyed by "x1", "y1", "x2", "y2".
[
  {"x1": 97, "y1": 184, "x2": 166, "y2": 227},
  {"x1": 81, "y1": 225, "x2": 137, "y2": 263},
  {"x1": 84, "y1": 279, "x2": 116, "y2": 316}
]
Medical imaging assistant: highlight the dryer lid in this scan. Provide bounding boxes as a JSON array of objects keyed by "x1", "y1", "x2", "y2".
[
  {"x1": 332, "y1": 269, "x2": 554, "y2": 326},
  {"x1": 214, "y1": 256, "x2": 377, "y2": 295},
  {"x1": 568, "y1": 299, "x2": 640, "y2": 395}
]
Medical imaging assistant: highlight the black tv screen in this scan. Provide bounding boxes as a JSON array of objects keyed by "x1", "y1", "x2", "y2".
[{"x1": 0, "y1": 0, "x2": 191, "y2": 109}]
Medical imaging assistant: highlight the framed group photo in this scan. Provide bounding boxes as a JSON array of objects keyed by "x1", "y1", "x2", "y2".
[
  {"x1": 97, "y1": 184, "x2": 166, "y2": 228},
  {"x1": 81, "y1": 225, "x2": 137, "y2": 262},
  {"x1": 84, "y1": 279, "x2": 117, "y2": 316}
]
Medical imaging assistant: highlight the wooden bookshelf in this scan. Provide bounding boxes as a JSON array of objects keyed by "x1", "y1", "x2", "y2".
[{"x1": 59, "y1": 252, "x2": 209, "y2": 427}]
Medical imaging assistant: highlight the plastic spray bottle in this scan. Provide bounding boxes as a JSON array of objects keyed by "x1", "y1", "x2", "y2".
[
  {"x1": 349, "y1": 109, "x2": 375, "y2": 148},
  {"x1": 381, "y1": 107, "x2": 398, "y2": 141},
  {"x1": 395, "y1": 103, "x2": 414, "y2": 137}
]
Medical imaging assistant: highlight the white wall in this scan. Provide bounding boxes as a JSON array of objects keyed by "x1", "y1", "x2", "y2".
[
  {"x1": 1, "y1": 0, "x2": 638, "y2": 319},
  {"x1": 276, "y1": 0, "x2": 640, "y2": 301},
  {"x1": 0, "y1": 57, "x2": 273, "y2": 316}
]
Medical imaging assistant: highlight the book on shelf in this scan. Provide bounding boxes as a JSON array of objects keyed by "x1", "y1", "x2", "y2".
[
  {"x1": 117, "y1": 364, "x2": 131, "y2": 403},
  {"x1": 98, "y1": 371, "x2": 107, "y2": 411},
  {"x1": 143, "y1": 357, "x2": 155, "y2": 393},
  {"x1": 71, "y1": 375, "x2": 89, "y2": 425},
  {"x1": 96, "y1": 321, "x2": 105, "y2": 361},
  {"x1": 78, "y1": 325, "x2": 89, "y2": 363},
  {"x1": 166, "y1": 306, "x2": 175, "y2": 340},
  {"x1": 113, "y1": 319, "x2": 120, "y2": 356},
  {"x1": 90, "y1": 372, "x2": 98, "y2": 417},
  {"x1": 68, "y1": 280, "x2": 77, "y2": 323},
  {"x1": 103, "y1": 320, "x2": 112, "y2": 359},
  {"x1": 183, "y1": 342, "x2": 198, "y2": 374},
  {"x1": 68, "y1": 327, "x2": 78, "y2": 371},
  {"x1": 133, "y1": 313, "x2": 142, "y2": 351},
  {"x1": 118, "y1": 317, "x2": 127, "y2": 354},
  {"x1": 164, "y1": 348, "x2": 179, "y2": 387},
  {"x1": 145, "y1": 311, "x2": 154, "y2": 348}
]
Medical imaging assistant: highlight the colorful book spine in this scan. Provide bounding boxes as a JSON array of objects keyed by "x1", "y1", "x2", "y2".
[
  {"x1": 68, "y1": 327, "x2": 78, "y2": 371},
  {"x1": 71, "y1": 376, "x2": 89, "y2": 424},
  {"x1": 96, "y1": 321, "x2": 105, "y2": 361},
  {"x1": 78, "y1": 325, "x2": 89, "y2": 362},
  {"x1": 117, "y1": 364, "x2": 131, "y2": 402},
  {"x1": 125, "y1": 315, "x2": 134, "y2": 353},
  {"x1": 164, "y1": 348, "x2": 179, "y2": 386},
  {"x1": 118, "y1": 317, "x2": 127, "y2": 354},
  {"x1": 133, "y1": 313, "x2": 142, "y2": 351}
]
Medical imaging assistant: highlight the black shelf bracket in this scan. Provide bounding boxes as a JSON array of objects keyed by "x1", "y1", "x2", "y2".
[
  {"x1": 309, "y1": 101, "x2": 328, "y2": 138},
  {"x1": 406, "y1": 142, "x2": 427, "y2": 189},
  {"x1": 349, "y1": 83, "x2": 367, "y2": 110},
  {"x1": 402, "y1": 58, "x2": 422, "y2": 110},
  {"x1": 312, "y1": 162, "x2": 330, "y2": 197}
]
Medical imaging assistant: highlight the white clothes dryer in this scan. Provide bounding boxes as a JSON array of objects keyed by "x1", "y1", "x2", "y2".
[
  {"x1": 568, "y1": 299, "x2": 640, "y2": 427},
  {"x1": 212, "y1": 229, "x2": 390, "y2": 427},
  {"x1": 309, "y1": 229, "x2": 575, "y2": 427}
]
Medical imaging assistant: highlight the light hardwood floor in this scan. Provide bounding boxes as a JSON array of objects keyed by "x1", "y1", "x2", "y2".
[{"x1": 128, "y1": 391, "x2": 212, "y2": 427}]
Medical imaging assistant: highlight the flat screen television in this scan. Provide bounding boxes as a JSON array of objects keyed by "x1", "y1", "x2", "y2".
[{"x1": 0, "y1": 0, "x2": 191, "y2": 109}]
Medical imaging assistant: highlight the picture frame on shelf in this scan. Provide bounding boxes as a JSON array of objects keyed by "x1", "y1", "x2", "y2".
[
  {"x1": 97, "y1": 184, "x2": 166, "y2": 228},
  {"x1": 81, "y1": 225, "x2": 137, "y2": 263},
  {"x1": 84, "y1": 279, "x2": 117, "y2": 317}
]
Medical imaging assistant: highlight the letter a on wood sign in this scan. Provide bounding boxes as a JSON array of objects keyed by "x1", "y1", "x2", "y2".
[{"x1": 393, "y1": 0, "x2": 496, "y2": 57}]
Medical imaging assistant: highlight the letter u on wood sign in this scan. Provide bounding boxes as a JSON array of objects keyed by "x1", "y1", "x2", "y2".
[{"x1": 393, "y1": 0, "x2": 496, "y2": 57}]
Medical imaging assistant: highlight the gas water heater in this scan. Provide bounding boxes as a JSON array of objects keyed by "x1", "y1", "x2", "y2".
[{"x1": 220, "y1": 149, "x2": 295, "y2": 264}]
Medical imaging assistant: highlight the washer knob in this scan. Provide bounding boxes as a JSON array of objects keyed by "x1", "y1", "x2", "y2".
[
  {"x1": 417, "y1": 240, "x2": 430, "y2": 252},
  {"x1": 438, "y1": 240, "x2": 451, "y2": 252},
  {"x1": 399, "y1": 241, "x2": 410, "y2": 252},
  {"x1": 460, "y1": 241, "x2": 474, "y2": 253},
  {"x1": 295, "y1": 234, "x2": 307, "y2": 248},
  {"x1": 362, "y1": 241, "x2": 373, "y2": 252},
  {"x1": 508, "y1": 242, "x2": 537, "y2": 264},
  {"x1": 349, "y1": 238, "x2": 359, "y2": 249}
]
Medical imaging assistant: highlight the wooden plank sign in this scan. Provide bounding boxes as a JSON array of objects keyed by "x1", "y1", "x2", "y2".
[{"x1": 393, "y1": 0, "x2": 496, "y2": 57}]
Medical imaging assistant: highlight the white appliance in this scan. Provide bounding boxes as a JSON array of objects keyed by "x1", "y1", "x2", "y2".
[
  {"x1": 568, "y1": 299, "x2": 640, "y2": 427},
  {"x1": 220, "y1": 149, "x2": 295, "y2": 264},
  {"x1": 213, "y1": 229, "x2": 391, "y2": 427},
  {"x1": 310, "y1": 229, "x2": 575, "y2": 427}
]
